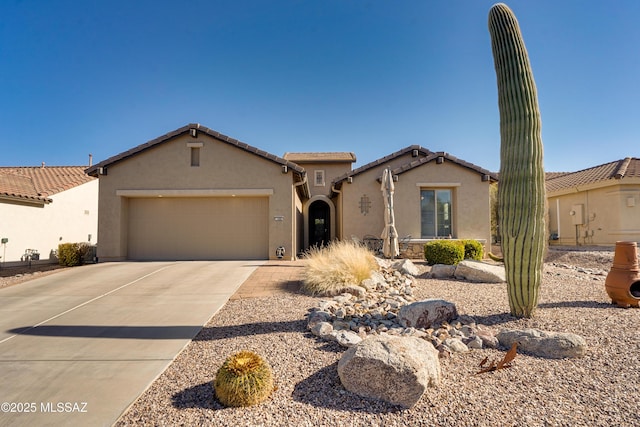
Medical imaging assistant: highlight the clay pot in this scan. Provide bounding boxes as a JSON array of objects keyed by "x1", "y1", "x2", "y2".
[{"x1": 605, "y1": 241, "x2": 640, "y2": 308}]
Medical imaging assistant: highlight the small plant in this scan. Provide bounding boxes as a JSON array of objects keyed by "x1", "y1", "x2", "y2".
[
  {"x1": 213, "y1": 351, "x2": 274, "y2": 407},
  {"x1": 424, "y1": 240, "x2": 465, "y2": 265},
  {"x1": 462, "y1": 240, "x2": 484, "y2": 261},
  {"x1": 57, "y1": 242, "x2": 90, "y2": 267},
  {"x1": 302, "y1": 240, "x2": 379, "y2": 296}
]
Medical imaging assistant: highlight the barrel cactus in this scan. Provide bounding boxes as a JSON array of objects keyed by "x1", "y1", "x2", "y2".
[
  {"x1": 213, "y1": 350, "x2": 275, "y2": 407},
  {"x1": 488, "y1": 3, "x2": 546, "y2": 318}
]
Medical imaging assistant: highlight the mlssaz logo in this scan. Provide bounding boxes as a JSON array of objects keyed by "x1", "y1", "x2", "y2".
[{"x1": 40, "y1": 402, "x2": 88, "y2": 413}]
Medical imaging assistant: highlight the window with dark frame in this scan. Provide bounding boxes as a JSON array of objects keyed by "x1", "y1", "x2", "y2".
[{"x1": 420, "y1": 188, "x2": 453, "y2": 238}]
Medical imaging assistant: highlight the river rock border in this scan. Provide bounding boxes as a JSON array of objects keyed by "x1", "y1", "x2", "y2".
[{"x1": 306, "y1": 260, "x2": 499, "y2": 357}]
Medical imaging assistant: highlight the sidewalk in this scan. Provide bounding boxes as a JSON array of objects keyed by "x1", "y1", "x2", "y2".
[{"x1": 230, "y1": 260, "x2": 305, "y2": 299}]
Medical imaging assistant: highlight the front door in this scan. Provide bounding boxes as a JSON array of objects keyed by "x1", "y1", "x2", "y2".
[{"x1": 309, "y1": 200, "x2": 330, "y2": 247}]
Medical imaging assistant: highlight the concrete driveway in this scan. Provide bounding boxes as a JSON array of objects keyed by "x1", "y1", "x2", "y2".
[{"x1": 0, "y1": 260, "x2": 263, "y2": 427}]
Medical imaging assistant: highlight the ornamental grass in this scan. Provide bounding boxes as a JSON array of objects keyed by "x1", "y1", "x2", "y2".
[{"x1": 301, "y1": 240, "x2": 378, "y2": 296}]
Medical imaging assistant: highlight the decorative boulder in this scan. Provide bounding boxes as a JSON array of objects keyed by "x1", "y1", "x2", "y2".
[
  {"x1": 397, "y1": 299, "x2": 458, "y2": 329},
  {"x1": 454, "y1": 260, "x2": 506, "y2": 283},
  {"x1": 497, "y1": 329, "x2": 587, "y2": 359},
  {"x1": 430, "y1": 264, "x2": 456, "y2": 279},
  {"x1": 337, "y1": 335, "x2": 441, "y2": 408},
  {"x1": 392, "y1": 259, "x2": 420, "y2": 277}
]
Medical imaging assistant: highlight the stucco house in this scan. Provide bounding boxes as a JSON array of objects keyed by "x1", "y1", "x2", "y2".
[
  {"x1": 86, "y1": 123, "x2": 498, "y2": 261},
  {"x1": 546, "y1": 157, "x2": 640, "y2": 246},
  {"x1": 0, "y1": 166, "x2": 98, "y2": 265}
]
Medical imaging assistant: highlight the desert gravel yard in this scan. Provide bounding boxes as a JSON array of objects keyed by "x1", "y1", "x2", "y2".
[{"x1": 115, "y1": 249, "x2": 640, "y2": 427}]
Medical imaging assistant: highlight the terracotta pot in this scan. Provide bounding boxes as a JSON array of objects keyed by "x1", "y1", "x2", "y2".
[{"x1": 605, "y1": 241, "x2": 640, "y2": 308}]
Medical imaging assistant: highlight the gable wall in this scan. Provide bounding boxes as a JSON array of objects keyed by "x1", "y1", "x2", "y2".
[
  {"x1": 399, "y1": 160, "x2": 491, "y2": 244},
  {"x1": 341, "y1": 157, "x2": 491, "y2": 248}
]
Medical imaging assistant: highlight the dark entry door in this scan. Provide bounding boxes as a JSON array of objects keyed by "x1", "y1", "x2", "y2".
[{"x1": 309, "y1": 200, "x2": 330, "y2": 247}]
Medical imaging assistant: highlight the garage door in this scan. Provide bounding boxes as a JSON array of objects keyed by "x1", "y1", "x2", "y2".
[{"x1": 127, "y1": 197, "x2": 269, "y2": 260}]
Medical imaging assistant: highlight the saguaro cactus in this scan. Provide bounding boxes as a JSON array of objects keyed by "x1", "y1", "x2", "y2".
[{"x1": 488, "y1": 3, "x2": 546, "y2": 318}]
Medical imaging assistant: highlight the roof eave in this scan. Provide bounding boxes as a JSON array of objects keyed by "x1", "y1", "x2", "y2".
[
  {"x1": 0, "y1": 194, "x2": 51, "y2": 205},
  {"x1": 86, "y1": 123, "x2": 306, "y2": 177}
]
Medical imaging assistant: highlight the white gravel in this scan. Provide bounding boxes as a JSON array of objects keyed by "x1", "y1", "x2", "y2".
[{"x1": 108, "y1": 248, "x2": 638, "y2": 426}]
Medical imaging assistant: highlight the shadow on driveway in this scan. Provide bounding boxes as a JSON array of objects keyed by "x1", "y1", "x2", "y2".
[{"x1": 7, "y1": 319, "x2": 306, "y2": 340}]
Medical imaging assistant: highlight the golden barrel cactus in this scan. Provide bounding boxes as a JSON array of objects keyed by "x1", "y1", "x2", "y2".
[
  {"x1": 213, "y1": 350, "x2": 275, "y2": 407},
  {"x1": 488, "y1": 3, "x2": 546, "y2": 318}
]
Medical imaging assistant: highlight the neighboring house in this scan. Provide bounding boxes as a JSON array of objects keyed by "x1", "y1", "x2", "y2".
[
  {"x1": 546, "y1": 157, "x2": 640, "y2": 246},
  {"x1": 86, "y1": 123, "x2": 498, "y2": 261},
  {"x1": 0, "y1": 166, "x2": 98, "y2": 265}
]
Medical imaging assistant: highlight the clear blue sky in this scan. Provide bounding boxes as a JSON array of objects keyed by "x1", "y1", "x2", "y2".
[{"x1": 1, "y1": 0, "x2": 638, "y2": 173}]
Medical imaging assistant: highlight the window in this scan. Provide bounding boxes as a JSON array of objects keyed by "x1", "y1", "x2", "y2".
[
  {"x1": 421, "y1": 189, "x2": 452, "y2": 238},
  {"x1": 314, "y1": 170, "x2": 325, "y2": 186},
  {"x1": 190, "y1": 147, "x2": 200, "y2": 167}
]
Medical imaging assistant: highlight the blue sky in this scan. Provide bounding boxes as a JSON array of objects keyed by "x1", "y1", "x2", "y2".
[{"x1": 1, "y1": 1, "x2": 638, "y2": 173}]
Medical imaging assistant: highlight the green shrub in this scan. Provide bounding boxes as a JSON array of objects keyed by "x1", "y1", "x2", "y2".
[
  {"x1": 213, "y1": 351, "x2": 274, "y2": 407},
  {"x1": 424, "y1": 240, "x2": 465, "y2": 265},
  {"x1": 462, "y1": 240, "x2": 484, "y2": 261},
  {"x1": 57, "y1": 242, "x2": 90, "y2": 267}
]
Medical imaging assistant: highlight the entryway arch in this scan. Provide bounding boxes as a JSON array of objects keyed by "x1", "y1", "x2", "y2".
[{"x1": 303, "y1": 195, "x2": 335, "y2": 249}]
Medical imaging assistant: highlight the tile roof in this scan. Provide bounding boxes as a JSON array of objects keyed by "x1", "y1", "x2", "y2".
[
  {"x1": 332, "y1": 146, "x2": 498, "y2": 186},
  {"x1": 545, "y1": 172, "x2": 571, "y2": 180},
  {"x1": 391, "y1": 151, "x2": 499, "y2": 182},
  {"x1": 283, "y1": 152, "x2": 356, "y2": 163},
  {"x1": 332, "y1": 145, "x2": 434, "y2": 184},
  {"x1": 0, "y1": 166, "x2": 95, "y2": 204},
  {"x1": 545, "y1": 157, "x2": 640, "y2": 192},
  {"x1": 86, "y1": 123, "x2": 306, "y2": 177}
]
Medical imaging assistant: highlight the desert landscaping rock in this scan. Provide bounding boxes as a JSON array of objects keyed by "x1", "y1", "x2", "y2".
[
  {"x1": 442, "y1": 337, "x2": 468, "y2": 353},
  {"x1": 337, "y1": 335, "x2": 441, "y2": 409},
  {"x1": 429, "y1": 264, "x2": 457, "y2": 279},
  {"x1": 392, "y1": 259, "x2": 420, "y2": 276},
  {"x1": 333, "y1": 330, "x2": 362, "y2": 347},
  {"x1": 497, "y1": 328, "x2": 587, "y2": 359},
  {"x1": 454, "y1": 260, "x2": 506, "y2": 283},
  {"x1": 397, "y1": 299, "x2": 458, "y2": 329},
  {"x1": 306, "y1": 263, "x2": 495, "y2": 352}
]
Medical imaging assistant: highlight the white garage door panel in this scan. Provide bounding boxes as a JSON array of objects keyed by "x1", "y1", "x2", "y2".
[{"x1": 128, "y1": 197, "x2": 268, "y2": 260}]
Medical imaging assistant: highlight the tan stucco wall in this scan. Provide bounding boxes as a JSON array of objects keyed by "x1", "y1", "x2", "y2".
[
  {"x1": 0, "y1": 180, "x2": 98, "y2": 263},
  {"x1": 294, "y1": 161, "x2": 352, "y2": 198},
  {"x1": 340, "y1": 156, "x2": 492, "y2": 250},
  {"x1": 548, "y1": 181, "x2": 640, "y2": 246},
  {"x1": 96, "y1": 133, "x2": 298, "y2": 261}
]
